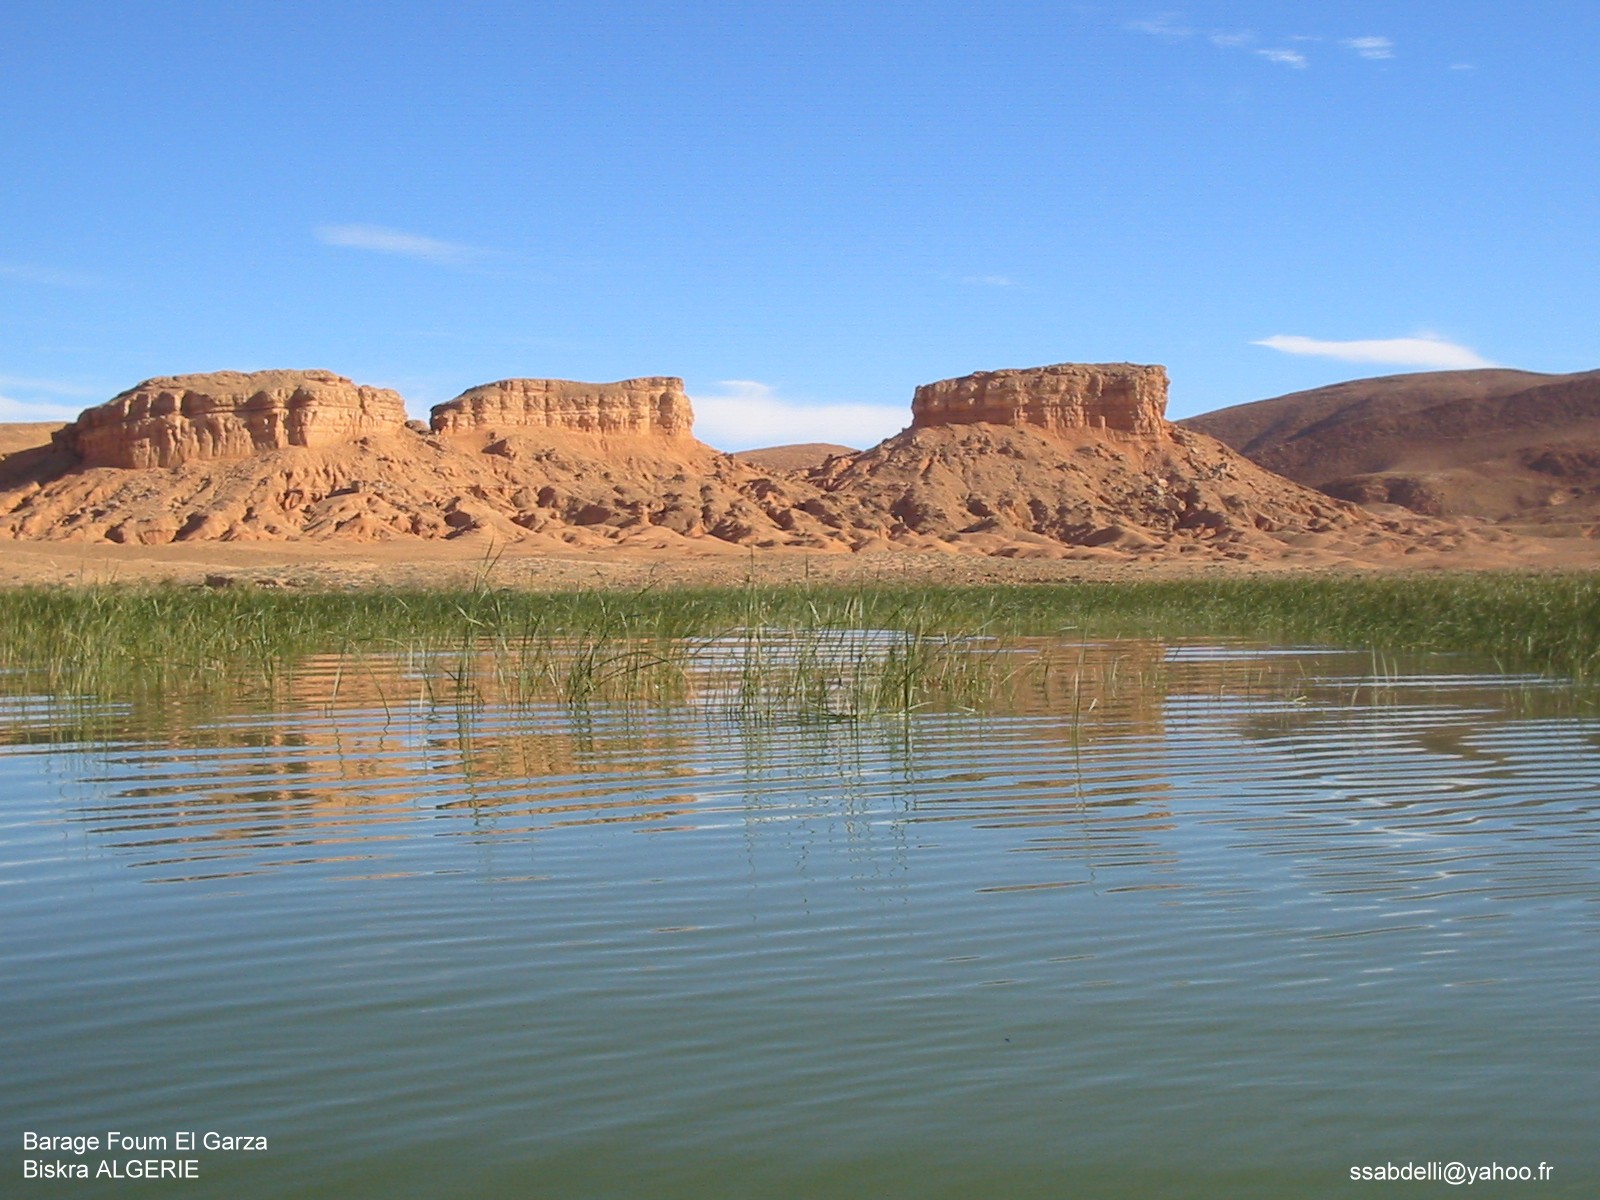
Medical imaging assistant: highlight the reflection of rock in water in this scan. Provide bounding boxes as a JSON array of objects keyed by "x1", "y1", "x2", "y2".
[
  {"x1": 15, "y1": 637, "x2": 1562, "y2": 886},
  {"x1": 6, "y1": 639, "x2": 1189, "y2": 882},
  {"x1": 7, "y1": 638, "x2": 1592, "y2": 957}
]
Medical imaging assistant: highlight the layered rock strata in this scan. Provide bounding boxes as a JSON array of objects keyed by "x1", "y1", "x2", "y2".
[
  {"x1": 430, "y1": 377, "x2": 694, "y2": 439},
  {"x1": 54, "y1": 370, "x2": 408, "y2": 469},
  {"x1": 911, "y1": 362, "x2": 1168, "y2": 441},
  {"x1": 0, "y1": 360, "x2": 1484, "y2": 563}
]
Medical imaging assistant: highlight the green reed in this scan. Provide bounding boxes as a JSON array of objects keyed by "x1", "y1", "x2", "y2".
[{"x1": 0, "y1": 573, "x2": 1594, "y2": 714}]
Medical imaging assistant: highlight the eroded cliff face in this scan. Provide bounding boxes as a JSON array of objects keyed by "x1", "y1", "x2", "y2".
[
  {"x1": 911, "y1": 363, "x2": 1168, "y2": 441},
  {"x1": 2, "y1": 359, "x2": 1484, "y2": 564},
  {"x1": 430, "y1": 377, "x2": 694, "y2": 440},
  {"x1": 55, "y1": 370, "x2": 409, "y2": 469}
]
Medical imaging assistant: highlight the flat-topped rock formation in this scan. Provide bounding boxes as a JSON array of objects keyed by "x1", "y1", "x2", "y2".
[
  {"x1": 0, "y1": 359, "x2": 1498, "y2": 564},
  {"x1": 54, "y1": 370, "x2": 408, "y2": 469},
  {"x1": 430, "y1": 377, "x2": 694, "y2": 440},
  {"x1": 911, "y1": 363, "x2": 1168, "y2": 441},
  {"x1": 1, "y1": 368, "x2": 837, "y2": 548}
]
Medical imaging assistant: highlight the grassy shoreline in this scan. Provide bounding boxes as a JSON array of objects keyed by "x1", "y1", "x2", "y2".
[{"x1": 0, "y1": 573, "x2": 1595, "y2": 698}]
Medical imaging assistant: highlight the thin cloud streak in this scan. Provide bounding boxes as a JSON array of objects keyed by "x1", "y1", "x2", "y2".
[
  {"x1": 315, "y1": 224, "x2": 483, "y2": 266},
  {"x1": 0, "y1": 262, "x2": 99, "y2": 288},
  {"x1": 1128, "y1": 18, "x2": 1396, "y2": 70},
  {"x1": 0, "y1": 375, "x2": 100, "y2": 397},
  {"x1": 1253, "y1": 334, "x2": 1499, "y2": 370},
  {"x1": 690, "y1": 381, "x2": 904, "y2": 452},
  {"x1": 1256, "y1": 48, "x2": 1308, "y2": 69},
  {"x1": 0, "y1": 392, "x2": 83, "y2": 422},
  {"x1": 1343, "y1": 36, "x2": 1395, "y2": 60},
  {"x1": 1127, "y1": 14, "x2": 1192, "y2": 38}
]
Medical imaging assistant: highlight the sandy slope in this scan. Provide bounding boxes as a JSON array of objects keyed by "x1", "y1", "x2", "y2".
[
  {"x1": 732, "y1": 443, "x2": 857, "y2": 472},
  {"x1": 1181, "y1": 368, "x2": 1600, "y2": 530},
  {"x1": 0, "y1": 412, "x2": 1434, "y2": 561},
  {"x1": 5, "y1": 354, "x2": 1600, "y2": 589},
  {"x1": 1, "y1": 414, "x2": 1594, "y2": 588},
  {"x1": 0, "y1": 422, "x2": 65, "y2": 458},
  {"x1": 2, "y1": 525, "x2": 1594, "y2": 591}
]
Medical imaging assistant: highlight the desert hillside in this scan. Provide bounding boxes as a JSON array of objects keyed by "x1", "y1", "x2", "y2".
[
  {"x1": 1181, "y1": 368, "x2": 1600, "y2": 527},
  {"x1": 732, "y1": 443, "x2": 856, "y2": 473},
  {"x1": 0, "y1": 422, "x2": 66, "y2": 459},
  {"x1": 0, "y1": 360, "x2": 1542, "y2": 567}
]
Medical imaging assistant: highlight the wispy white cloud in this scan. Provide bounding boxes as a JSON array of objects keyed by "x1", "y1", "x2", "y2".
[
  {"x1": 1450, "y1": 62, "x2": 1477, "y2": 71},
  {"x1": 1256, "y1": 47, "x2": 1308, "y2": 69},
  {"x1": 0, "y1": 262, "x2": 99, "y2": 288},
  {"x1": 0, "y1": 375, "x2": 100, "y2": 398},
  {"x1": 0, "y1": 373, "x2": 101, "y2": 422},
  {"x1": 1342, "y1": 36, "x2": 1394, "y2": 60},
  {"x1": 961, "y1": 274, "x2": 1015, "y2": 288},
  {"x1": 1127, "y1": 13, "x2": 1192, "y2": 38},
  {"x1": 690, "y1": 381, "x2": 904, "y2": 452},
  {"x1": 1253, "y1": 334, "x2": 1498, "y2": 370},
  {"x1": 1128, "y1": 14, "x2": 1323, "y2": 67},
  {"x1": 0, "y1": 392, "x2": 83, "y2": 422},
  {"x1": 315, "y1": 224, "x2": 483, "y2": 266}
]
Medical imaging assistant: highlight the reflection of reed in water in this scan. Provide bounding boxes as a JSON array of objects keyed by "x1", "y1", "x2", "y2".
[
  {"x1": 28, "y1": 639, "x2": 1195, "y2": 885},
  {"x1": 17, "y1": 635, "x2": 1578, "y2": 889}
]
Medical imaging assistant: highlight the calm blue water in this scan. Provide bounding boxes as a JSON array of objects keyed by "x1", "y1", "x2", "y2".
[{"x1": 3, "y1": 642, "x2": 1597, "y2": 1198}]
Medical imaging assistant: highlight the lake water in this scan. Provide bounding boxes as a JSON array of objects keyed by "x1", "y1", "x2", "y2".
[{"x1": 3, "y1": 639, "x2": 1597, "y2": 1198}]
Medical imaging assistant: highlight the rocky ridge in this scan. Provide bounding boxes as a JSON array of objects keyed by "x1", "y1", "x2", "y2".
[{"x1": 0, "y1": 362, "x2": 1483, "y2": 562}]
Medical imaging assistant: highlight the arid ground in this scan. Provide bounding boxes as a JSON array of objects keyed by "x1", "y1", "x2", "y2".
[{"x1": 4, "y1": 364, "x2": 1597, "y2": 589}]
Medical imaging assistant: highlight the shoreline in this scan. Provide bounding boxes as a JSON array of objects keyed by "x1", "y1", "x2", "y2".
[
  {"x1": 3, "y1": 530, "x2": 1599, "y2": 591},
  {"x1": 5, "y1": 571, "x2": 1597, "y2": 688}
]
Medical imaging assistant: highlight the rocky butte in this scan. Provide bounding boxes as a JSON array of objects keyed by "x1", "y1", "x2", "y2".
[
  {"x1": 429, "y1": 377, "x2": 695, "y2": 440},
  {"x1": 54, "y1": 370, "x2": 409, "y2": 469},
  {"x1": 911, "y1": 362, "x2": 1168, "y2": 441},
  {"x1": 0, "y1": 359, "x2": 1479, "y2": 563}
]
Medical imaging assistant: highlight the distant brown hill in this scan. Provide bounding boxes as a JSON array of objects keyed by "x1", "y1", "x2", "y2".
[
  {"x1": 732, "y1": 443, "x2": 856, "y2": 473},
  {"x1": 0, "y1": 422, "x2": 65, "y2": 459},
  {"x1": 1181, "y1": 369, "x2": 1600, "y2": 526}
]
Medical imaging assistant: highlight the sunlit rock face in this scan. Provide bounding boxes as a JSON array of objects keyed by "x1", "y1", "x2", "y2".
[
  {"x1": 430, "y1": 377, "x2": 695, "y2": 440},
  {"x1": 57, "y1": 370, "x2": 409, "y2": 468},
  {"x1": 910, "y1": 362, "x2": 1168, "y2": 441}
]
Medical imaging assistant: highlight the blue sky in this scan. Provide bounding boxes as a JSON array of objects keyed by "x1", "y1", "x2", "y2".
[{"x1": 2, "y1": 1, "x2": 1596, "y2": 449}]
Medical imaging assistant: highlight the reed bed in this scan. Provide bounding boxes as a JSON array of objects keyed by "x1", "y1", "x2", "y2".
[{"x1": 0, "y1": 573, "x2": 1594, "y2": 716}]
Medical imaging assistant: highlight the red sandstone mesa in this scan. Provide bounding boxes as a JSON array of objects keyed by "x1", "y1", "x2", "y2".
[
  {"x1": 0, "y1": 359, "x2": 1494, "y2": 565},
  {"x1": 911, "y1": 362, "x2": 1168, "y2": 441},
  {"x1": 54, "y1": 370, "x2": 409, "y2": 469},
  {"x1": 429, "y1": 377, "x2": 695, "y2": 439}
]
